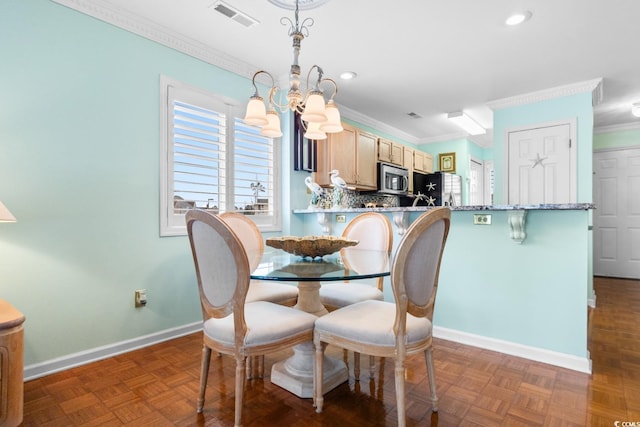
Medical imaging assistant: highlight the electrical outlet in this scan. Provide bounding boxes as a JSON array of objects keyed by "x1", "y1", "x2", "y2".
[
  {"x1": 473, "y1": 214, "x2": 492, "y2": 225},
  {"x1": 135, "y1": 289, "x2": 147, "y2": 307},
  {"x1": 336, "y1": 214, "x2": 346, "y2": 223}
]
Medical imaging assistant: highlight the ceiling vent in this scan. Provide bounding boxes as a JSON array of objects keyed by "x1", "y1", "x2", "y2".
[
  {"x1": 211, "y1": 1, "x2": 259, "y2": 28},
  {"x1": 407, "y1": 112, "x2": 423, "y2": 119}
]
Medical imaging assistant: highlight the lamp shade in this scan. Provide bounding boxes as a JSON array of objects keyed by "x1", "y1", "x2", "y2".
[
  {"x1": 319, "y1": 100, "x2": 343, "y2": 133},
  {"x1": 0, "y1": 201, "x2": 16, "y2": 222},
  {"x1": 260, "y1": 110, "x2": 283, "y2": 138},
  {"x1": 300, "y1": 91, "x2": 327, "y2": 123},
  {"x1": 243, "y1": 96, "x2": 269, "y2": 126},
  {"x1": 303, "y1": 121, "x2": 327, "y2": 140}
]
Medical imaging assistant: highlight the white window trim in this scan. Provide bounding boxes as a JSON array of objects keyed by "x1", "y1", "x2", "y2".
[{"x1": 160, "y1": 75, "x2": 282, "y2": 236}]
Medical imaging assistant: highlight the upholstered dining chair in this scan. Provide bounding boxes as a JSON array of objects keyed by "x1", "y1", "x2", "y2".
[
  {"x1": 219, "y1": 212, "x2": 299, "y2": 379},
  {"x1": 319, "y1": 212, "x2": 392, "y2": 311},
  {"x1": 318, "y1": 212, "x2": 393, "y2": 379},
  {"x1": 313, "y1": 207, "x2": 451, "y2": 427},
  {"x1": 186, "y1": 210, "x2": 316, "y2": 427},
  {"x1": 219, "y1": 212, "x2": 298, "y2": 307}
]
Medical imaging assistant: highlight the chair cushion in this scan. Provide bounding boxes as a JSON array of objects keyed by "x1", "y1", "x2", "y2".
[
  {"x1": 204, "y1": 301, "x2": 316, "y2": 347},
  {"x1": 318, "y1": 283, "x2": 383, "y2": 308},
  {"x1": 314, "y1": 300, "x2": 432, "y2": 347},
  {"x1": 246, "y1": 280, "x2": 298, "y2": 304}
]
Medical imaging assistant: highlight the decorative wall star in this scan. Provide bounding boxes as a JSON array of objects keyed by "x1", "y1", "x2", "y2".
[
  {"x1": 530, "y1": 153, "x2": 548, "y2": 168},
  {"x1": 427, "y1": 196, "x2": 436, "y2": 206},
  {"x1": 426, "y1": 182, "x2": 437, "y2": 191}
]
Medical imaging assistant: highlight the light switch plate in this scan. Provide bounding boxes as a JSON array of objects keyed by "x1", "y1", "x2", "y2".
[
  {"x1": 473, "y1": 214, "x2": 492, "y2": 225},
  {"x1": 336, "y1": 214, "x2": 346, "y2": 223}
]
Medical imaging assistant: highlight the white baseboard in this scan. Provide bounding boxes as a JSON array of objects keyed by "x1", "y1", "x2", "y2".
[
  {"x1": 25, "y1": 321, "x2": 592, "y2": 381},
  {"x1": 433, "y1": 326, "x2": 592, "y2": 374},
  {"x1": 24, "y1": 321, "x2": 202, "y2": 381}
]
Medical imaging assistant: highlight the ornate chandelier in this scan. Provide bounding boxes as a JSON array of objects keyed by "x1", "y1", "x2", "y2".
[{"x1": 243, "y1": 0, "x2": 343, "y2": 140}]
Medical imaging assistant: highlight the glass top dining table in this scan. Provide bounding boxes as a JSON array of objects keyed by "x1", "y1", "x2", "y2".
[
  {"x1": 249, "y1": 247, "x2": 391, "y2": 398},
  {"x1": 251, "y1": 247, "x2": 391, "y2": 282}
]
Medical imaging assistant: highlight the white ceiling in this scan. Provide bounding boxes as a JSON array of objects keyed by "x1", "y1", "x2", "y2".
[{"x1": 57, "y1": 0, "x2": 640, "y2": 146}]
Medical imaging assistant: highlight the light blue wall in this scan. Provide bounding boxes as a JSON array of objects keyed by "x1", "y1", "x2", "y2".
[
  {"x1": 594, "y1": 128, "x2": 640, "y2": 150},
  {"x1": 0, "y1": 0, "x2": 292, "y2": 366}
]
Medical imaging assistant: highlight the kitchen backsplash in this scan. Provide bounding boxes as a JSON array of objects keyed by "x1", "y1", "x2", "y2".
[{"x1": 315, "y1": 188, "x2": 398, "y2": 209}]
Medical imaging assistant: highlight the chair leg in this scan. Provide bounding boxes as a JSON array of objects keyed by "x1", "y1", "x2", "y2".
[
  {"x1": 394, "y1": 358, "x2": 406, "y2": 427},
  {"x1": 425, "y1": 347, "x2": 439, "y2": 412},
  {"x1": 234, "y1": 356, "x2": 246, "y2": 427},
  {"x1": 354, "y1": 351, "x2": 361, "y2": 380},
  {"x1": 314, "y1": 341, "x2": 327, "y2": 413},
  {"x1": 258, "y1": 355, "x2": 265, "y2": 378},
  {"x1": 369, "y1": 355, "x2": 376, "y2": 379},
  {"x1": 246, "y1": 356, "x2": 253, "y2": 380},
  {"x1": 197, "y1": 345, "x2": 212, "y2": 413}
]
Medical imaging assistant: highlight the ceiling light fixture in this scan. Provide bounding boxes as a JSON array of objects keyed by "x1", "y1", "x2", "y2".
[
  {"x1": 447, "y1": 112, "x2": 486, "y2": 135},
  {"x1": 243, "y1": 0, "x2": 342, "y2": 140},
  {"x1": 505, "y1": 11, "x2": 532, "y2": 26},
  {"x1": 632, "y1": 103, "x2": 640, "y2": 118},
  {"x1": 339, "y1": 71, "x2": 357, "y2": 80}
]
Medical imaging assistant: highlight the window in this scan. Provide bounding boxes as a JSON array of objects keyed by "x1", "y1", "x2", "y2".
[{"x1": 160, "y1": 76, "x2": 281, "y2": 236}]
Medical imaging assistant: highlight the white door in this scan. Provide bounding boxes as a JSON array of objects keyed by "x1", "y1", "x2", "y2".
[
  {"x1": 508, "y1": 123, "x2": 574, "y2": 204},
  {"x1": 593, "y1": 147, "x2": 640, "y2": 279},
  {"x1": 469, "y1": 158, "x2": 484, "y2": 205}
]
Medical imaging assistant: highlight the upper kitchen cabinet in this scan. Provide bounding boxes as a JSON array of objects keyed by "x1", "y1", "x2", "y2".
[
  {"x1": 414, "y1": 150, "x2": 434, "y2": 173},
  {"x1": 316, "y1": 123, "x2": 377, "y2": 190},
  {"x1": 377, "y1": 138, "x2": 403, "y2": 166},
  {"x1": 403, "y1": 146, "x2": 414, "y2": 193}
]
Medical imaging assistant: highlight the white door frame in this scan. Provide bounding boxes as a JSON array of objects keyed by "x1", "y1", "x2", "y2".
[{"x1": 503, "y1": 118, "x2": 578, "y2": 204}]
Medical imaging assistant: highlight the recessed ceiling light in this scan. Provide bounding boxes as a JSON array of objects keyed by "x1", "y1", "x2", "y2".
[
  {"x1": 505, "y1": 11, "x2": 532, "y2": 26},
  {"x1": 340, "y1": 71, "x2": 357, "y2": 80},
  {"x1": 632, "y1": 103, "x2": 640, "y2": 118}
]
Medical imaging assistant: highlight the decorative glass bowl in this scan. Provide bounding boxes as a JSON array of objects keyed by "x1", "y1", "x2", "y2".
[{"x1": 266, "y1": 236, "x2": 359, "y2": 258}]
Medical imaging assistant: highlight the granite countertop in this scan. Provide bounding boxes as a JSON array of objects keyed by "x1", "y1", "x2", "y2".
[{"x1": 293, "y1": 203, "x2": 595, "y2": 214}]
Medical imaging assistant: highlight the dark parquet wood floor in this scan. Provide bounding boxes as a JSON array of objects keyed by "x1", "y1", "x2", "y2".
[{"x1": 23, "y1": 277, "x2": 640, "y2": 426}]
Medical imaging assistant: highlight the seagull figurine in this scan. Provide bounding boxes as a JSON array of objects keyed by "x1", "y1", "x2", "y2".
[
  {"x1": 304, "y1": 176, "x2": 323, "y2": 198},
  {"x1": 329, "y1": 170, "x2": 348, "y2": 189}
]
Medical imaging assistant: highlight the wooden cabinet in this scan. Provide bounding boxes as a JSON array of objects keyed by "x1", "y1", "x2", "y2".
[
  {"x1": 403, "y1": 146, "x2": 414, "y2": 193},
  {"x1": 0, "y1": 300, "x2": 25, "y2": 427},
  {"x1": 414, "y1": 150, "x2": 434, "y2": 173},
  {"x1": 316, "y1": 123, "x2": 377, "y2": 190},
  {"x1": 377, "y1": 138, "x2": 403, "y2": 166}
]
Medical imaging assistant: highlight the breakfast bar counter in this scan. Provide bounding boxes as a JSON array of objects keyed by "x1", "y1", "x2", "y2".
[{"x1": 290, "y1": 204, "x2": 595, "y2": 374}]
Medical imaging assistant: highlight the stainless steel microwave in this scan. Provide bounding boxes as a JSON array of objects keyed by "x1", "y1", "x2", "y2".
[{"x1": 377, "y1": 162, "x2": 409, "y2": 195}]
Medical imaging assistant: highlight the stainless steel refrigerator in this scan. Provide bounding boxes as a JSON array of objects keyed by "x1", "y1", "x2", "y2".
[{"x1": 413, "y1": 171, "x2": 462, "y2": 206}]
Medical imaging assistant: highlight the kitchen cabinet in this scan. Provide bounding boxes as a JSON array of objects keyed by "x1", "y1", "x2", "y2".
[
  {"x1": 403, "y1": 146, "x2": 414, "y2": 193},
  {"x1": 316, "y1": 123, "x2": 377, "y2": 190},
  {"x1": 414, "y1": 150, "x2": 434, "y2": 173},
  {"x1": 377, "y1": 138, "x2": 403, "y2": 166}
]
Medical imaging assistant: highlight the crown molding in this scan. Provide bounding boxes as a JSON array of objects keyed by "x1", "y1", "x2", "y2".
[
  {"x1": 594, "y1": 121, "x2": 640, "y2": 134},
  {"x1": 487, "y1": 78, "x2": 603, "y2": 111},
  {"x1": 52, "y1": 0, "x2": 259, "y2": 79}
]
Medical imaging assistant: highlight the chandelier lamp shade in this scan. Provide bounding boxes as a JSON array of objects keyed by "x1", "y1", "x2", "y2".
[
  {"x1": 243, "y1": 0, "x2": 343, "y2": 140},
  {"x1": 0, "y1": 201, "x2": 16, "y2": 222}
]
